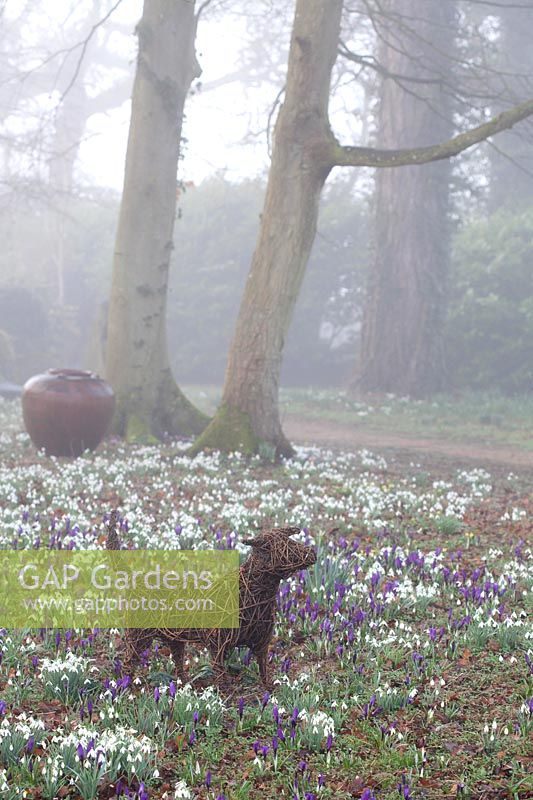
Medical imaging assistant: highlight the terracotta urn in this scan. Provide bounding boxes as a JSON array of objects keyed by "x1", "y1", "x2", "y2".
[{"x1": 22, "y1": 369, "x2": 115, "y2": 457}]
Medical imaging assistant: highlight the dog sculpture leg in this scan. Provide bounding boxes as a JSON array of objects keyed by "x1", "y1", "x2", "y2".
[
  {"x1": 208, "y1": 637, "x2": 230, "y2": 686},
  {"x1": 168, "y1": 639, "x2": 186, "y2": 682},
  {"x1": 123, "y1": 628, "x2": 154, "y2": 670},
  {"x1": 254, "y1": 644, "x2": 273, "y2": 690}
]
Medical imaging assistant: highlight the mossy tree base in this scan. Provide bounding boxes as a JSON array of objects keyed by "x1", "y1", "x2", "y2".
[
  {"x1": 189, "y1": 403, "x2": 294, "y2": 459},
  {"x1": 110, "y1": 376, "x2": 210, "y2": 444},
  {"x1": 152, "y1": 371, "x2": 210, "y2": 438}
]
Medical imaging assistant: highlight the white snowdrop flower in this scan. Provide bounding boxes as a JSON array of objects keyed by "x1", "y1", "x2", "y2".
[{"x1": 174, "y1": 780, "x2": 192, "y2": 799}]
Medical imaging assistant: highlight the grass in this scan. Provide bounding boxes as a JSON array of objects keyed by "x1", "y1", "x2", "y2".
[
  {"x1": 0, "y1": 398, "x2": 531, "y2": 799},
  {"x1": 183, "y1": 385, "x2": 533, "y2": 452}
]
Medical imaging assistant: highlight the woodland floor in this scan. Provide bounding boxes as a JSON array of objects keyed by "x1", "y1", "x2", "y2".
[
  {"x1": 0, "y1": 396, "x2": 531, "y2": 800},
  {"x1": 283, "y1": 415, "x2": 533, "y2": 470}
]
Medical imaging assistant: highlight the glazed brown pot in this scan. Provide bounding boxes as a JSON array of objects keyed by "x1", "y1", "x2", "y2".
[{"x1": 22, "y1": 369, "x2": 115, "y2": 457}]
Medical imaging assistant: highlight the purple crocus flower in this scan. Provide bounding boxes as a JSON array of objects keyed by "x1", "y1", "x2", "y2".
[
  {"x1": 0, "y1": 700, "x2": 7, "y2": 716},
  {"x1": 76, "y1": 743, "x2": 85, "y2": 761},
  {"x1": 272, "y1": 705, "x2": 279, "y2": 725},
  {"x1": 281, "y1": 656, "x2": 291, "y2": 674},
  {"x1": 238, "y1": 697, "x2": 245, "y2": 719},
  {"x1": 272, "y1": 735, "x2": 278, "y2": 754},
  {"x1": 138, "y1": 783, "x2": 149, "y2": 800},
  {"x1": 188, "y1": 729, "x2": 196, "y2": 746},
  {"x1": 261, "y1": 691, "x2": 270, "y2": 710},
  {"x1": 26, "y1": 735, "x2": 35, "y2": 753},
  {"x1": 154, "y1": 687, "x2": 160, "y2": 703},
  {"x1": 205, "y1": 770, "x2": 212, "y2": 789},
  {"x1": 397, "y1": 775, "x2": 412, "y2": 799},
  {"x1": 326, "y1": 733, "x2": 333, "y2": 752},
  {"x1": 169, "y1": 680, "x2": 177, "y2": 699}
]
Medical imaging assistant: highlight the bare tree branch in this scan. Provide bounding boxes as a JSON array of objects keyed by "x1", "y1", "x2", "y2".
[
  {"x1": 329, "y1": 98, "x2": 533, "y2": 167},
  {"x1": 59, "y1": 0, "x2": 124, "y2": 102}
]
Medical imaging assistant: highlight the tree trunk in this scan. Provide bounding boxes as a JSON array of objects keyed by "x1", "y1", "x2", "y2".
[
  {"x1": 191, "y1": 0, "x2": 342, "y2": 457},
  {"x1": 190, "y1": 0, "x2": 533, "y2": 455},
  {"x1": 354, "y1": 0, "x2": 455, "y2": 397},
  {"x1": 489, "y1": 5, "x2": 533, "y2": 211},
  {"x1": 48, "y1": 80, "x2": 88, "y2": 306},
  {"x1": 105, "y1": 0, "x2": 208, "y2": 441}
]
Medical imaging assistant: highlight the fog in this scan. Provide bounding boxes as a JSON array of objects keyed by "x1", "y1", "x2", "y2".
[{"x1": 1, "y1": 0, "x2": 532, "y2": 417}]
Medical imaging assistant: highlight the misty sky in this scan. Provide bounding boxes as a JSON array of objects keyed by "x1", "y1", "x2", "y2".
[{"x1": 80, "y1": 13, "x2": 273, "y2": 189}]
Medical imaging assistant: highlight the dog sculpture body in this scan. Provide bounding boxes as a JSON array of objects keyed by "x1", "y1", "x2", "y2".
[{"x1": 106, "y1": 515, "x2": 316, "y2": 689}]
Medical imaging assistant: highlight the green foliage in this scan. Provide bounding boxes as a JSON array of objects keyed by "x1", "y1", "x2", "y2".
[
  {"x1": 170, "y1": 175, "x2": 369, "y2": 386},
  {"x1": 447, "y1": 207, "x2": 533, "y2": 391}
]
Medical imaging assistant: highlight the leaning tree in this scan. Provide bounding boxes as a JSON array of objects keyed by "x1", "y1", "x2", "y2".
[
  {"x1": 105, "y1": 0, "x2": 209, "y2": 440},
  {"x1": 192, "y1": 0, "x2": 533, "y2": 457}
]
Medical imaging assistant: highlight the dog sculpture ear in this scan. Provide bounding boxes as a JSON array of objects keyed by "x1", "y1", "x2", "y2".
[
  {"x1": 280, "y1": 526, "x2": 301, "y2": 538},
  {"x1": 242, "y1": 534, "x2": 267, "y2": 547}
]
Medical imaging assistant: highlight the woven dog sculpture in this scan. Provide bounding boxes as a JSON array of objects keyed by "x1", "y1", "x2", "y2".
[{"x1": 106, "y1": 513, "x2": 316, "y2": 689}]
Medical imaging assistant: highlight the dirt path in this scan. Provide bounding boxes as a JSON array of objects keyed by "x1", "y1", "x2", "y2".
[{"x1": 283, "y1": 414, "x2": 533, "y2": 469}]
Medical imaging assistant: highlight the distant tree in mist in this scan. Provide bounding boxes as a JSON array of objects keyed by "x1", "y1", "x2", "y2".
[
  {"x1": 353, "y1": 0, "x2": 455, "y2": 396},
  {"x1": 489, "y1": 3, "x2": 533, "y2": 210},
  {"x1": 0, "y1": 0, "x2": 133, "y2": 364}
]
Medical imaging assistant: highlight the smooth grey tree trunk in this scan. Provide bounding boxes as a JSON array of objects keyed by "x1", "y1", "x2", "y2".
[{"x1": 106, "y1": 0, "x2": 208, "y2": 440}]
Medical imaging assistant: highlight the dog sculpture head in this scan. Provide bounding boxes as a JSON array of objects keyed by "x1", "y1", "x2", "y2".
[{"x1": 242, "y1": 526, "x2": 316, "y2": 578}]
